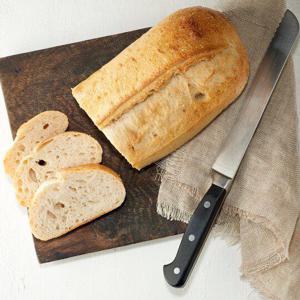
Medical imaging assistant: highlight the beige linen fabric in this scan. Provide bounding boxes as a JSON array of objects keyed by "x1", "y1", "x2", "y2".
[{"x1": 157, "y1": 0, "x2": 300, "y2": 299}]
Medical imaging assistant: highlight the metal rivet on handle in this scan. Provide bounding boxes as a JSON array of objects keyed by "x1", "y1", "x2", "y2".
[
  {"x1": 188, "y1": 234, "x2": 195, "y2": 242},
  {"x1": 204, "y1": 201, "x2": 211, "y2": 208},
  {"x1": 173, "y1": 267, "x2": 180, "y2": 275}
]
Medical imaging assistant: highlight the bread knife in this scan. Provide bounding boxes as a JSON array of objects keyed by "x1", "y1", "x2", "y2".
[{"x1": 163, "y1": 9, "x2": 299, "y2": 287}]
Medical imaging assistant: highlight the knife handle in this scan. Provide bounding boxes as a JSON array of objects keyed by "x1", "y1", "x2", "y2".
[{"x1": 163, "y1": 184, "x2": 226, "y2": 287}]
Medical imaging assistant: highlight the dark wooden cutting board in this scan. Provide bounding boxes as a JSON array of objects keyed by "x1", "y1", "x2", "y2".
[{"x1": 0, "y1": 28, "x2": 186, "y2": 263}]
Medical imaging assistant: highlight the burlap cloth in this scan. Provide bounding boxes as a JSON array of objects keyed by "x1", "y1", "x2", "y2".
[{"x1": 157, "y1": 0, "x2": 300, "y2": 299}]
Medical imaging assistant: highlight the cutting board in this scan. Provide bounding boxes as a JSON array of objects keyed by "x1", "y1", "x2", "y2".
[{"x1": 0, "y1": 28, "x2": 186, "y2": 263}]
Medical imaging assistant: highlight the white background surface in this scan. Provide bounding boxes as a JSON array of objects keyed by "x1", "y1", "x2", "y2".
[{"x1": 0, "y1": 1, "x2": 299, "y2": 300}]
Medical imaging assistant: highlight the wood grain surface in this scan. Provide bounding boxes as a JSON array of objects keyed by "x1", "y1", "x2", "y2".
[{"x1": 0, "y1": 28, "x2": 186, "y2": 263}]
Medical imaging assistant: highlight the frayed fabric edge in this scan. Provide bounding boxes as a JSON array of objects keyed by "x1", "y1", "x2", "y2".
[
  {"x1": 157, "y1": 202, "x2": 190, "y2": 223},
  {"x1": 246, "y1": 275, "x2": 281, "y2": 300},
  {"x1": 213, "y1": 221, "x2": 240, "y2": 246}
]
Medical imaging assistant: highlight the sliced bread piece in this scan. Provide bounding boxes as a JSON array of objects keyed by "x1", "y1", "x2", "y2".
[
  {"x1": 15, "y1": 131, "x2": 103, "y2": 206},
  {"x1": 29, "y1": 164, "x2": 126, "y2": 241},
  {"x1": 4, "y1": 111, "x2": 68, "y2": 179}
]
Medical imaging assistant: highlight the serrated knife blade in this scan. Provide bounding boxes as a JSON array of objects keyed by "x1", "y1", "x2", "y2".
[
  {"x1": 212, "y1": 9, "x2": 299, "y2": 179},
  {"x1": 163, "y1": 10, "x2": 299, "y2": 288}
]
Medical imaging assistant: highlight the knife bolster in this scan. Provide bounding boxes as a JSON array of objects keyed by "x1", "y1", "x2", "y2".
[{"x1": 212, "y1": 171, "x2": 233, "y2": 192}]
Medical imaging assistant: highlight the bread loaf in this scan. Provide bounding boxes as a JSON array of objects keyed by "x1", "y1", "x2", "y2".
[
  {"x1": 72, "y1": 7, "x2": 249, "y2": 170},
  {"x1": 4, "y1": 111, "x2": 68, "y2": 178},
  {"x1": 16, "y1": 131, "x2": 103, "y2": 206},
  {"x1": 29, "y1": 164, "x2": 126, "y2": 241}
]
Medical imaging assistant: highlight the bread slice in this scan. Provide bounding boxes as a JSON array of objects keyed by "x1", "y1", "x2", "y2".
[
  {"x1": 4, "y1": 111, "x2": 68, "y2": 179},
  {"x1": 15, "y1": 131, "x2": 103, "y2": 206},
  {"x1": 29, "y1": 164, "x2": 126, "y2": 241},
  {"x1": 72, "y1": 7, "x2": 249, "y2": 170}
]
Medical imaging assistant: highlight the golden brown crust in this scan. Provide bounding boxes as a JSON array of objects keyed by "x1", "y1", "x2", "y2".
[
  {"x1": 72, "y1": 7, "x2": 249, "y2": 170},
  {"x1": 61, "y1": 163, "x2": 122, "y2": 181},
  {"x1": 72, "y1": 7, "x2": 238, "y2": 128},
  {"x1": 133, "y1": 46, "x2": 249, "y2": 169},
  {"x1": 102, "y1": 44, "x2": 249, "y2": 170}
]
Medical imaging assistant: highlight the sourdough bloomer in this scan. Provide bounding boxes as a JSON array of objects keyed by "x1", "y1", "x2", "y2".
[{"x1": 72, "y1": 7, "x2": 249, "y2": 169}]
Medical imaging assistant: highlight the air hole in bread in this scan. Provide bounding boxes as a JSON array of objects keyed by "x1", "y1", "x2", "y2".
[
  {"x1": 15, "y1": 159, "x2": 20, "y2": 164},
  {"x1": 29, "y1": 168, "x2": 37, "y2": 182},
  {"x1": 36, "y1": 159, "x2": 47, "y2": 166},
  {"x1": 194, "y1": 92, "x2": 205, "y2": 100},
  {"x1": 47, "y1": 211, "x2": 56, "y2": 219},
  {"x1": 43, "y1": 123, "x2": 49, "y2": 129},
  {"x1": 68, "y1": 186, "x2": 77, "y2": 192},
  {"x1": 18, "y1": 144, "x2": 25, "y2": 152},
  {"x1": 56, "y1": 224, "x2": 60, "y2": 230},
  {"x1": 45, "y1": 171, "x2": 56, "y2": 179},
  {"x1": 79, "y1": 152, "x2": 85, "y2": 156},
  {"x1": 54, "y1": 202, "x2": 65, "y2": 209}
]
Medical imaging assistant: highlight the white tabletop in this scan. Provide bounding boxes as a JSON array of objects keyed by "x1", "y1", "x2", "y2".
[{"x1": 1, "y1": 1, "x2": 299, "y2": 299}]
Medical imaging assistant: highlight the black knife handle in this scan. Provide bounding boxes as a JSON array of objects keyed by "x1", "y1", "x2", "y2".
[{"x1": 163, "y1": 184, "x2": 226, "y2": 287}]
